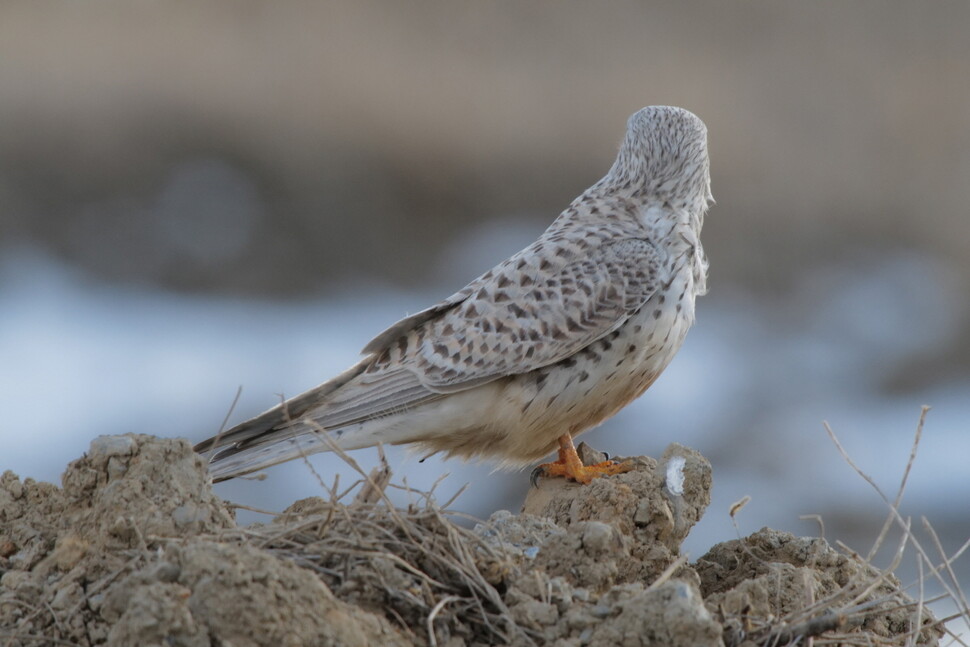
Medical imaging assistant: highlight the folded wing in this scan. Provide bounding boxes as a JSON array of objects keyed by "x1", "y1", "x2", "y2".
[{"x1": 196, "y1": 237, "x2": 660, "y2": 478}]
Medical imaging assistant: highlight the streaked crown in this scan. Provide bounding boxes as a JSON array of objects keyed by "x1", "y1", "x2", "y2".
[{"x1": 605, "y1": 106, "x2": 712, "y2": 210}]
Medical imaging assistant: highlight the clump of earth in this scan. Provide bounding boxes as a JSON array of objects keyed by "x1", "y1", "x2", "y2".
[{"x1": 0, "y1": 435, "x2": 942, "y2": 646}]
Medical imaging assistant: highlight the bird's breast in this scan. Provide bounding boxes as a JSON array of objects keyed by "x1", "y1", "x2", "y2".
[{"x1": 498, "y1": 269, "x2": 697, "y2": 454}]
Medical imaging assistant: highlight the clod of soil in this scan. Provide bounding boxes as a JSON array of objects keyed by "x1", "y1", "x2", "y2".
[{"x1": 0, "y1": 435, "x2": 942, "y2": 646}]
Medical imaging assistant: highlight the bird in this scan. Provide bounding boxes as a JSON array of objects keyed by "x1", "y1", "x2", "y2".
[{"x1": 195, "y1": 106, "x2": 713, "y2": 485}]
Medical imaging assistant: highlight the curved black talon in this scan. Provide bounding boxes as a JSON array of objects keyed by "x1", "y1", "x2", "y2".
[{"x1": 529, "y1": 465, "x2": 545, "y2": 488}]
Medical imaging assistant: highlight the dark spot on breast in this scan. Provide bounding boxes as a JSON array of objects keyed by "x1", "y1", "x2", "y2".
[
  {"x1": 433, "y1": 343, "x2": 449, "y2": 356},
  {"x1": 497, "y1": 275, "x2": 511, "y2": 288},
  {"x1": 561, "y1": 357, "x2": 577, "y2": 368},
  {"x1": 539, "y1": 259, "x2": 552, "y2": 271},
  {"x1": 653, "y1": 309, "x2": 662, "y2": 319},
  {"x1": 495, "y1": 291, "x2": 510, "y2": 302},
  {"x1": 578, "y1": 370, "x2": 590, "y2": 383},
  {"x1": 520, "y1": 274, "x2": 534, "y2": 287},
  {"x1": 508, "y1": 303, "x2": 527, "y2": 318}
]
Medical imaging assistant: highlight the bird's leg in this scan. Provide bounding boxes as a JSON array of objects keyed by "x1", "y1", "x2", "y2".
[{"x1": 531, "y1": 434, "x2": 633, "y2": 485}]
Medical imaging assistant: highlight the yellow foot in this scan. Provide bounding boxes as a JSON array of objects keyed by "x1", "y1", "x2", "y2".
[{"x1": 530, "y1": 434, "x2": 633, "y2": 486}]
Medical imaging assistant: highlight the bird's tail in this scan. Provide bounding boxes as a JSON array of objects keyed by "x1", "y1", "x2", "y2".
[{"x1": 194, "y1": 357, "x2": 373, "y2": 482}]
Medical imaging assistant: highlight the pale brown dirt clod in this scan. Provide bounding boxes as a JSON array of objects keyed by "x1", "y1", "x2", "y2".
[{"x1": 0, "y1": 435, "x2": 941, "y2": 646}]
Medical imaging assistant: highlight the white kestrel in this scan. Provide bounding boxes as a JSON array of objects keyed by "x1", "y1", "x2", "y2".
[{"x1": 195, "y1": 106, "x2": 713, "y2": 484}]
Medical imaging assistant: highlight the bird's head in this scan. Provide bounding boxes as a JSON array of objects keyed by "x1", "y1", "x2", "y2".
[{"x1": 606, "y1": 106, "x2": 713, "y2": 212}]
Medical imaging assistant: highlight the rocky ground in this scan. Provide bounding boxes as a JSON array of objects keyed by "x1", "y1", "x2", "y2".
[{"x1": 0, "y1": 435, "x2": 944, "y2": 646}]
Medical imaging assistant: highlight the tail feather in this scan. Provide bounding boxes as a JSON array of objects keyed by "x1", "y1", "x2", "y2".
[
  {"x1": 203, "y1": 428, "x2": 335, "y2": 482},
  {"x1": 195, "y1": 357, "x2": 374, "y2": 480}
]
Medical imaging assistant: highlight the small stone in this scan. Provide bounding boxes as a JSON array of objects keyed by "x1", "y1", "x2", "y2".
[
  {"x1": 88, "y1": 435, "x2": 137, "y2": 460},
  {"x1": 3, "y1": 475, "x2": 23, "y2": 499},
  {"x1": 50, "y1": 581, "x2": 82, "y2": 610},
  {"x1": 576, "y1": 443, "x2": 608, "y2": 466},
  {"x1": 1, "y1": 570, "x2": 31, "y2": 590},
  {"x1": 106, "y1": 456, "x2": 129, "y2": 480},
  {"x1": 87, "y1": 592, "x2": 106, "y2": 612},
  {"x1": 151, "y1": 561, "x2": 181, "y2": 583},
  {"x1": 580, "y1": 522, "x2": 616, "y2": 553},
  {"x1": 591, "y1": 605, "x2": 612, "y2": 618},
  {"x1": 172, "y1": 504, "x2": 206, "y2": 527},
  {"x1": 52, "y1": 535, "x2": 89, "y2": 571},
  {"x1": 633, "y1": 500, "x2": 653, "y2": 525},
  {"x1": 513, "y1": 599, "x2": 559, "y2": 627},
  {"x1": 0, "y1": 541, "x2": 16, "y2": 558}
]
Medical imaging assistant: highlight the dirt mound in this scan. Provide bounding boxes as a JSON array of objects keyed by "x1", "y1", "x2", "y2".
[{"x1": 0, "y1": 435, "x2": 942, "y2": 646}]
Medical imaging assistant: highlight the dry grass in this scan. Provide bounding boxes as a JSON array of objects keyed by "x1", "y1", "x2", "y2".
[
  {"x1": 719, "y1": 406, "x2": 968, "y2": 646},
  {"x1": 2, "y1": 412, "x2": 964, "y2": 646},
  {"x1": 218, "y1": 435, "x2": 533, "y2": 646},
  {"x1": 213, "y1": 406, "x2": 967, "y2": 646}
]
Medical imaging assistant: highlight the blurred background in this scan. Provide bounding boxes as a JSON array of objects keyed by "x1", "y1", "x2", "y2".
[{"x1": 2, "y1": 0, "x2": 968, "y2": 618}]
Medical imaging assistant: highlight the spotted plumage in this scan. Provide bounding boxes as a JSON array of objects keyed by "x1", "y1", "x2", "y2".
[{"x1": 195, "y1": 106, "x2": 713, "y2": 482}]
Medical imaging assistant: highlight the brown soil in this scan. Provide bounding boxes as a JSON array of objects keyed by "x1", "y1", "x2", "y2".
[{"x1": 0, "y1": 435, "x2": 942, "y2": 646}]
